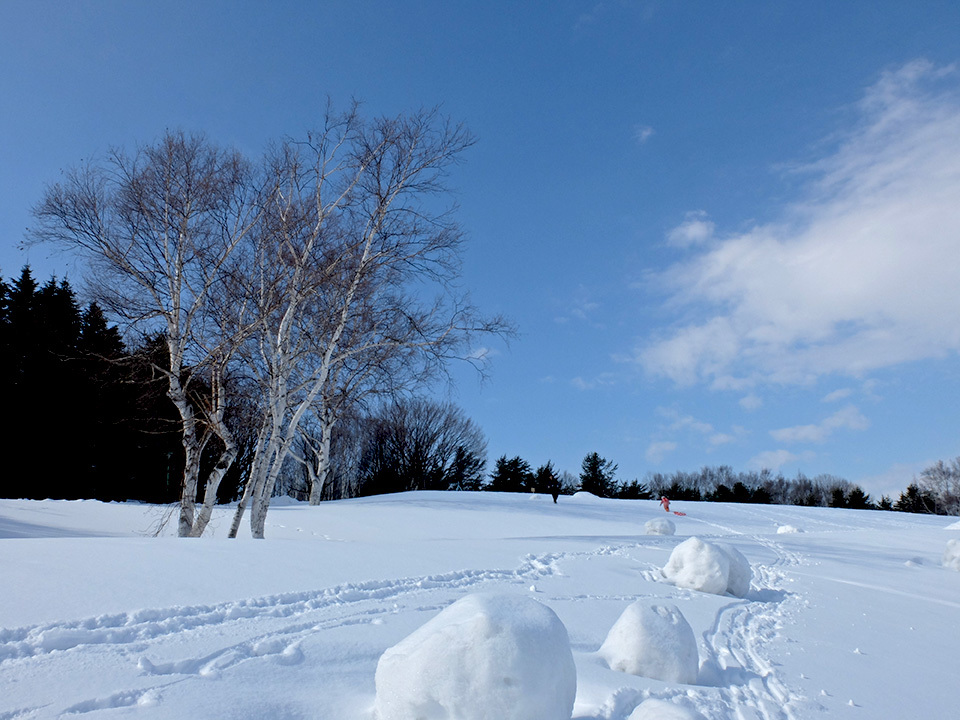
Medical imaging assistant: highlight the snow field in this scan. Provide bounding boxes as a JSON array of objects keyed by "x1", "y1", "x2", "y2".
[{"x1": 2, "y1": 494, "x2": 959, "y2": 720}]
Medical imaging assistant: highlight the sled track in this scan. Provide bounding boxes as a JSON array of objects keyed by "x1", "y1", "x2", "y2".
[
  {"x1": 694, "y1": 535, "x2": 808, "y2": 720},
  {"x1": 0, "y1": 551, "x2": 574, "y2": 664}
]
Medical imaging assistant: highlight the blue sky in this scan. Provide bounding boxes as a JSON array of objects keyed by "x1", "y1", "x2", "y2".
[{"x1": 3, "y1": 1, "x2": 959, "y2": 499}]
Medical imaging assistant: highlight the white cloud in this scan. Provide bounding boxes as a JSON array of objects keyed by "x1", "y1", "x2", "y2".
[
  {"x1": 856, "y1": 460, "x2": 929, "y2": 500},
  {"x1": 666, "y1": 211, "x2": 715, "y2": 248},
  {"x1": 556, "y1": 285, "x2": 601, "y2": 325},
  {"x1": 646, "y1": 440, "x2": 678, "y2": 463},
  {"x1": 739, "y1": 393, "x2": 763, "y2": 411},
  {"x1": 770, "y1": 404, "x2": 870, "y2": 444},
  {"x1": 571, "y1": 373, "x2": 617, "y2": 391},
  {"x1": 822, "y1": 387, "x2": 853, "y2": 403},
  {"x1": 633, "y1": 124, "x2": 655, "y2": 145},
  {"x1": 658, "y1": 407, "x2": 714, "y2": 435},
  {"x1": 748, "y1": 449, "x2": 801, "y2": 471},
  {"x1": 638, "y1": 61, "x2": 960, "y2": 387},
  {"x1": 708, "y1": 432, "x2": 736, "y2": 447}
]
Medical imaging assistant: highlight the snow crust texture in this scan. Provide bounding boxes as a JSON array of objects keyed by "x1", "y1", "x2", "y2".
[
  {"x1": 628, "y1": 698, "x2": 708, "y2": 720},
  {"x1": 645, "y1": 518, "x2": 676, "y2": 535},
  {"x1": 662, "y1": 537, "x2": 752, "y2": 597},
  {"x1": 374, "y1": 593, "x2": 577, "y2": 720},
  {"x1": 944, "y1": 538, "x2": 960, "y2": 571},
  {"x1": 598, "y1": 601, "x2": 698, "y2": 683}
]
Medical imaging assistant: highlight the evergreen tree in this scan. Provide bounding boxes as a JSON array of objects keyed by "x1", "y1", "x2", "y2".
[
  {"x1": 487, "y1": 455, "x2": 533, "y2": 493},
  {"x1": 829, "y1": 487, "x2": 848, "y2": 508},
  {"x1": 616, "y1": 479, "x2": 651, "y2": 500},
  {"x1": 845, "y1": 486, "x2": 873, "y2": 509},
  {"x1": 895, "y1": 483, "x2": 935, "y2": 513},
  {"x1": 534, "y1": 461, "x2": 562, "y2": 500},
  {"x1": 579, "y1": 452, "x2": 617, "y2": 498}
]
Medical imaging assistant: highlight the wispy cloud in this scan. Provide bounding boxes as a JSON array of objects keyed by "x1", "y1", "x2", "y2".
[
  {"x1": 770, "y1": 404, "x2": 869, "y2": 444},
  {"x1": 739, "y1": 393, "x2": 763, "y2": 411},
  {"x1": 822, "y1": 387, "x2": 853, "y2": 403},
  {"x1": 646, "y1": 440, "x2": 678, "y2": 463},
  {"x1": 637, "y1": 61, "x2": 960, "y2": 388},
  {"x1": 633, "y1": 124, "x2": 655, "y2": 145},
  {"x1": 554, "y1": 285, "x2": 601, "y2": 325},
  {"x1": 747, "y1": 449, "x2": 803, "y2": 471},
  {"x1": 659, "y1": 407, "x2": 714, "y2": 435},
  {"x1": 571, "y1": 373, "x2": 617, "y2": 391},
  {"x1": 666, "y1": 210, "x2": 715, "y2": 248}
]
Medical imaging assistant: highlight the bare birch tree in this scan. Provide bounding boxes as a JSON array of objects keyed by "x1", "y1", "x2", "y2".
[
  {"x1": 30, "y1": 132, "x2": 262, "y2": 537},
  {"x1": 227, "y1": 107, "x2": 510, "y2": 538}
]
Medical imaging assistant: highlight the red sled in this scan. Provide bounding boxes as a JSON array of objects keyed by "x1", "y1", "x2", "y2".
[{"x1": 673, "y1": 511, "x2": 686, "y2": 516}]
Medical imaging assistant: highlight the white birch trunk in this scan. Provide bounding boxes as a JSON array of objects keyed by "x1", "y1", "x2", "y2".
[{"x1": 308, "y1": 413, "x2": 334, "y2": 505}]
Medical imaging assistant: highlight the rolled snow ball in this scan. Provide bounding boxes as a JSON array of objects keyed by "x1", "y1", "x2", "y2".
[
  {"x1": 599, "y1": 602, "x2": 698, "y2": 684},
  {"x1": 715, "y1": 542, "x2": 752, "y2": 598},
  {"x1": 777, "y1": 524, "x2": 802, "y2": 534},
  {"x1": 374, "y1": 593, "x2": 576, "y2": 720},
  {"x1": 628, "y1": 698, "x2": 707, "y2": 720},
  {"x1": 662, "y1": 537, "x2": 731, "y2": 596},
  {"x1": 944, "y1": 539, "x2": 960, "y2": 572},
  {"x1": 645, "y1": 518, "x2": 676, "y2": 535}
]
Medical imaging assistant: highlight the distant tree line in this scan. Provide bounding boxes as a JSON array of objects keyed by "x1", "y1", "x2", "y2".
[{"x1": 4, "y1": 269, "x2": 956, "y2": 518}]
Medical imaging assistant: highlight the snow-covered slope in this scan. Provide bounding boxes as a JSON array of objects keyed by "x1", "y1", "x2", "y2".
[{"x1": 1, "y1": 492, "x2": 957, "y2": 719}]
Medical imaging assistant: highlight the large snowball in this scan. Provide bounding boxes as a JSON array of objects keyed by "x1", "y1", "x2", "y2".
[
  {"x1": 715, "y1": 542, "x2": 752, "y2": 598},
  {"x1": 662, "y1": 537, "x2": 751, "y2": 597},
  {"x1": 598, "y1": 602, "x2": 698, "y2": 684},
  {"x1": 628, "y1": 698, "x2": 707, "y2": 720},
  {"x1": 944, "y1": 539, "x2": 960, "y2": 572},
  {"x1": 645, "y1": 518, "x2": 676, "y2": 535},
  {"x1": 374, "y1": 593, "x2": 576, "y2": 720}
]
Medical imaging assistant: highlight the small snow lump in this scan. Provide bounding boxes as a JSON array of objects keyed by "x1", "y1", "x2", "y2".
[
  {"x1": 645, "y1": 518, "x2": 676, "y2": 535},
  {"x1": 777, "y1": 524, "x2": 802, "y2": 534},
  {"x1": 628, "y1": 698, "x2": 707, "y2": 720},
  {"x1": 374, "y1": 593, "x2": 576, "y2": 720},
  {"x1": 599, "y1": 602, "x2": 698, "y2": 684},
  {"x1": 944, "y1": 538, "x2": 960, "y2": 572},
  {"x1": 662, "y1": 537, "x2": 752, "y2": 597}
]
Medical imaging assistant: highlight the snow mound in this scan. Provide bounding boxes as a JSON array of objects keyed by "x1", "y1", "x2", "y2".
[
  {"x1": 944, "y1": 539, "x2": 960, "y2": 572},
  {"x1": 628, "y1": 698, "x2": 707, "y2": 720},
  {"x1": 598, "y1": 601, "x2": 698, "y2": 683},
  {"x1": 777, "y1": 524, "x2": 802, "y2": 534},
  {"x1": 946, "y1": 520, "x2": 960, "y2": 530},
  {"x1": 645, "y1": 518, "x2": 676, "y2": 535},
  {"x1": 662, "y1": 537, "x2": 752, "y2": 597},
  {"x1": 374, "y1": 593, "x2": 577, "y2": 720},
  {"x1": 571, "y1": 491, "x2": 602, "y2": 502}
]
